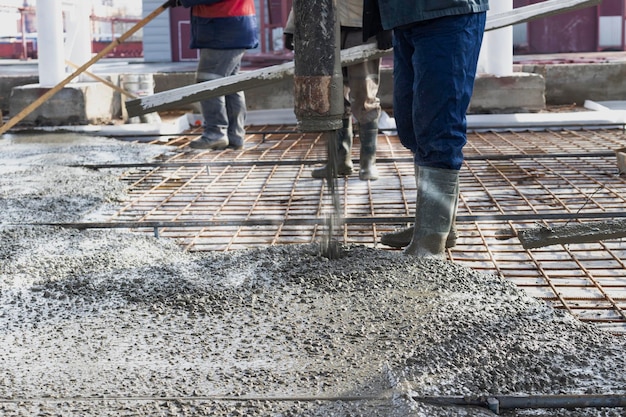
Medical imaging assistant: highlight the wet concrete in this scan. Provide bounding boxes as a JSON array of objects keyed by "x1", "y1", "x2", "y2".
[
  {"x1": 517, "y1": 219, "x2": 626, "y2": 249},
  {"x1": 1, "y1": 133, "x2": 625, "y2": 416}
]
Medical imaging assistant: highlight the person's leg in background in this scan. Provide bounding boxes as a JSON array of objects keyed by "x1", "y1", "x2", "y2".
[
  {"x1": 311, "y1": 29, "x2": 355, "y2": 179},
  {"x1": 345, "y1": 29, "x2": 381, "y2": 181},
  {"x1": 190, "y1": 48, "x2": 246, "y2": 150}
]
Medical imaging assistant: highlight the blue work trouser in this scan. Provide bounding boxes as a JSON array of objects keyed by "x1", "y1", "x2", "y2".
[
  {"x1": 393, "y1": 12, "x2": 486, "y2": 170},
  {"x1": 196, "y1": 48, "x2": 246, "y2": 146}
]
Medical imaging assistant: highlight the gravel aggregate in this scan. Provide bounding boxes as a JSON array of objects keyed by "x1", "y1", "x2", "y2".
[{"x1": 1, "y1": 133, "x2": 625, "y2": 416}]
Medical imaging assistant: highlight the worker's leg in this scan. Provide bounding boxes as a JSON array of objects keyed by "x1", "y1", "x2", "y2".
[
  {"x1": 380, "y1": 164, "x2": 458, "y2": 248},
  {"x1": 393, "y1": 12, "x2": 484, "y2": 166},
  {"x1": 190, "y1": 48, "x2": 245, "y2": 150},
  {"x1": 344, "y1": 30, "x2": 381, "y2": 181},
  {"x1": 225, "y1": 90, "x2": 246, "y2": 149},
  {"x1": 311, "y1": 29, "x2": 355, "y2": 179},
  {"x1": 225, "y1": 59, "x2": 246, "y2": 149},
  {"x1": 404, "y1": 166, "x2": 459, "y2": 259},
  {"x1": 311, "y1": 118, "x2": 354, "y2": 178},
  {"x1": 395, "y1": 13, "x2": 485, "y2": 258}
]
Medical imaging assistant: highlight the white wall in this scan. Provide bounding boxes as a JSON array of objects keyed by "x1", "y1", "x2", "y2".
[{"x1": 0, "y1": 4, "x2": 21, "y2": 37}]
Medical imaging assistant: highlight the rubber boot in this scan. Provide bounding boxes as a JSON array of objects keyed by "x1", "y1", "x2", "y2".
[
  {"x1": 380, "y1": 165, "x2": 458, "y2": 249},
  {"x1": 404, "y1": 166, "x2": 459, "y2": 259},
  {"x1": 190, "y1": 97, "x2": 229, "y2": 150},
  {"x1": 312, "y1": 119, "x2": 353, "y2": 178},
  {"x1": 358, "y1": 121, "x2": 379, "y2": 181}
]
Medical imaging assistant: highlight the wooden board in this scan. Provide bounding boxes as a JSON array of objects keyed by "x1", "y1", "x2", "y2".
[
  {"x1": 517, "y1": 219, "x2": 626, "y2": 249},
  {"x1": 125, "y1": 44, "x2": 390, "y2": 117},
  {"x1": 486, "y1": 0, "x2": 601, "y2": 31},
  {"x1": 126, "y1": 0, "x2": 601, "y2": 117}
]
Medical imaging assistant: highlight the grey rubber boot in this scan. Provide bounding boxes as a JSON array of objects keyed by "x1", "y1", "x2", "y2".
[
  {"x1": 404, "y1": 166, "x2": 460, "y2": 259},
  {"x1": 358, "y1": 121, "x2": 379, "y2": 181},
  {"x1": 380, "y1": 165, "x2": 458, "y2": 249},
  {"x1": 312, "y1": 119, "x2": 353, "y2": 178},
  {"x1": 381, "y1": 200, "x2": 458, "y2": 248}
]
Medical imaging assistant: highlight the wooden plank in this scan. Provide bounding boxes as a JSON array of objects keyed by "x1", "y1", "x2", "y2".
[
  {"x1": 517, "y1": 219, "x2": 626, "y2": 249},
  {"x1": 126, "y1": 0, "x2": 601, "y2": 117},
  {"x1": 486, "y1": 0, "x2": 602, "y2": 31},
  {"x1": 65, "y1": 60, "x2": 137, "y2": 98},
  {"x1": 126, "y1": 44, "x2": 390, "y2": 117}
]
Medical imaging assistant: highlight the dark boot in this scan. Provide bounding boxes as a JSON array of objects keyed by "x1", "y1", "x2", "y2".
[
  {"x1": 380, "y1": 165, "x2": 458, "y2": 249},
  {"x1": 358, "y1": 121, "x2": 379, "y2": 181},
  {"x1": 404, "y1": 166, "x2": 459, "y2": 259},
  {"x1": 312, "y1": 119, "x2": 354, "y2": 178}
]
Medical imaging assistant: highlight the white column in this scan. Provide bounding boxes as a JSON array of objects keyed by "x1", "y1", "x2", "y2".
[
  {"x1": 66, "y1": 0, "x2": 93, "y2": 82},
  {"x1": 479, "y1": 0, "x2": 514, "y2": 76},
  {"x1": 36, "y1": 0, "x2": 66, "y2": 87}
]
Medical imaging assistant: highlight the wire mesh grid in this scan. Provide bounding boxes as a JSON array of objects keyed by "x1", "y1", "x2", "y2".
[{"x1": 110, "y1": 126, "x2": 626, "y2": 335}]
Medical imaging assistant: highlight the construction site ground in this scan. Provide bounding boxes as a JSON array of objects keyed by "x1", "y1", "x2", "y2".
[
  {"x1": 2, "y1": 112, "x2": 626, "y2": 416},
  {"x1": 87, "y1": 116, "x2": 626, "y2": 336}
]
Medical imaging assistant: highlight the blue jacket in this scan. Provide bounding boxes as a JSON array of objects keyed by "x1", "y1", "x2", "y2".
[
  {"x1": 364, "y1": 0, "x2": 489, "y2": 38},
  {"x1": 179, "y1": 0, "x2": 259, "y2": 50}
]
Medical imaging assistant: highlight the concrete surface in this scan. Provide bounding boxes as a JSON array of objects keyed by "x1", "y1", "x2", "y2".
[
  {"x1": 519, "y1": 61, "x2": 626, "y2": 106},
  {"x1": 1, "y1": 134, "x2": 625, "y2": 416},
  {"x1": 470, "y1": 72, "x2": 545, "y2": 114},
  {"x1": 9, "y1": 82, "x2": 117, "y2": 125}
]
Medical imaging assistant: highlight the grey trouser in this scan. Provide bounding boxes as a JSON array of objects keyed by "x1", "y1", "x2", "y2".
[
  {"x1": 340, "y1": 29, "x2": 382, "y2": 125},
  {"x1": 196, "y1": 48, "x2": 246, "y2": 145}
]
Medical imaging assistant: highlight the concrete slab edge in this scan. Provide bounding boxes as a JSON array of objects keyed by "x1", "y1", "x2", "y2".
[
  {"x1": 467, "y1": 109, "x2": 626, "y2": 132},
  {"x1": 5, "y1": 108, "x2": 626, "y2": 136},
  {"x1": 7, "y1": 115, "x2": 192, "y2": 138}
]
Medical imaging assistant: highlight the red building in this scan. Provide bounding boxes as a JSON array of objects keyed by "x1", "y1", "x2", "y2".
[{"x1": 514, "y1": 0, "x2": 626, "y2": 54}]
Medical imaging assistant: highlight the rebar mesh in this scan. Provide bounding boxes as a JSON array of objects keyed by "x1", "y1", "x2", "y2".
[{"x1": 104, "y1": 127, "x2": 626, "y2": 335}]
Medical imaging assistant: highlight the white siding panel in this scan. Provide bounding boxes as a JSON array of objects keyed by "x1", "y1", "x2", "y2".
[
  {"x1": 599, "y1": 16, "x2": 623, "y2": 49},
  {"x1": 143, "y1": 0, "x2": 173, "y2": 62}
]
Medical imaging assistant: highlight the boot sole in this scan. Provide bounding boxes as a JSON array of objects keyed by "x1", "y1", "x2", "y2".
[
  {"x1": 380, "y1": 227, "x2": 457, "y2": 248},
  {"x1": 189, "y1": 140, "x2": 229, "y2": 150}
]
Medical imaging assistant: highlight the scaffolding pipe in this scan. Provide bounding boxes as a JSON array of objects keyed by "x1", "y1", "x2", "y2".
[{"x1": 19, "y1": 7, "x2": 27, "y2": 60}]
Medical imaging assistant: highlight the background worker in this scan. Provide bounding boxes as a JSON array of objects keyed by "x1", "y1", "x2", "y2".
[
  {"x1": 364, "y1": 0, "x2": 488, "y2": 257},
  {"x1": 284, "y1": 0, "x2": 392, "y2": 181},
  {"x1": 168, "y1": 0, "x2": 258, "y2": 150}
]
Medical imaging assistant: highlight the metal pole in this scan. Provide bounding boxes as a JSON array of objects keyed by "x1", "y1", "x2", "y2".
[{"x1": 19, "y1": 7, "x2": 27, "y2": 60}]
